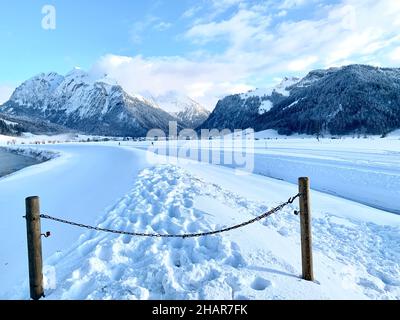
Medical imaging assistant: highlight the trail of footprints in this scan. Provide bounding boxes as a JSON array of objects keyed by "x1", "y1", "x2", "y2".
[
  {"x1": 47, "y1": 165, "x2": 399, "y2": 300},
  {"x1": 51, "y1": 165, "x2": 277, "y2": 299}
]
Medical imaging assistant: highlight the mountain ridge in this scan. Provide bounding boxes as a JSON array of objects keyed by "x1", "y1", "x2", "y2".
[
  {"x1": 199, "y1": 64, "x2": 400, "y2": 135},
  {"x1": 0, "y1": 69, "x2": 176, "y2": 137}
]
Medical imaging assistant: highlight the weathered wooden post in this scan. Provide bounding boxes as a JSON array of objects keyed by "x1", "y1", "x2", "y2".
[
  {"x1": 25, "y1": 196, "x2": 44, "y2": 300},
  {"x1": 298, "y1": 177, "x2": 314, "y2": 281}
]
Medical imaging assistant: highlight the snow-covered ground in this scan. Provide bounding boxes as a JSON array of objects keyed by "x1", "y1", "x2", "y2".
[
  {"x1": 0, "y1": 137, "x2": 399, "y2": 300},
  {"x1": 0, "y1": 144, "x2": 150, "y2": 298},
  {"x1": 133, "y1": 134, "x2": 400, "y2": 213}
]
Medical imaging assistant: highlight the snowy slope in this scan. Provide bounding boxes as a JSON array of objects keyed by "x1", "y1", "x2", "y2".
[
  {"x1": 0, "y1": 143, "x2": 398, "y2": 300},
  {"x1": 240, "y1": 77, "x2": 300, "y2": 99},
  {"x1": 200, "y1": 77, "x2": 299, "y2": 130},
  {"x1": 143, "y1": 91, "x2": 210, "y2": 129},
  {"x1": 0, "y1": 112, "x2": 71, "y2": 136},
  {"x1": 6, "y1": 72, "x2": 64, "y2": 116}
]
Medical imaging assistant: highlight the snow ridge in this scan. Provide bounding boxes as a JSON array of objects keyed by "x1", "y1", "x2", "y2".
[{"x1": 1, "y1": 146, "x2": 58, "y2": 162}]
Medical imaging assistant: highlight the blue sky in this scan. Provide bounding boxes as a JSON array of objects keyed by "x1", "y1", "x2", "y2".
[
  {"x1": 0, "y1": 0, "x2": 400, "y2": 107},
  {"x1": 0, "y1": 0, "x2": 188, "y2": 79}
]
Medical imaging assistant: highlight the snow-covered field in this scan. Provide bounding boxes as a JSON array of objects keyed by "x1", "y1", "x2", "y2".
[
  {"x1": 0, "y1": 136, "x2": 399, "y2": 300},
  {"x1": 133, "y1": 133, "x2": 400, "y2": 214}
]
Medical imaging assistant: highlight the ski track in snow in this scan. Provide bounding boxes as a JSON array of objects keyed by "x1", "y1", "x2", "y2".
[{"x1": 35, "y1": 164, "x2": 399, "y2": 300}]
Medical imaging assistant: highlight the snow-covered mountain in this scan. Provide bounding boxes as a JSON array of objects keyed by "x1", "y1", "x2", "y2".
[
  {"x1": 143, "y1": 91, "x2": 210, "y2": 129},
  {"x1": 200, "y1": 65, "x2": 400, "y2": 135},
  {"x1": 200, "y1": 77, "x2": 299, "y2": 131},
  {"x1": 257, "y1": 65, "x2": 400, "y2": 135},
  {"x1": 0, "y1": 69, "x2": 176, "y2": 137}
]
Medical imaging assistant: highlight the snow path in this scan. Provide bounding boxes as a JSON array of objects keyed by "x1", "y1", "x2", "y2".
[
  {"x1": 1, "y1": 143, "x2": 399, "y2": 299},
  {"x1": 22, "y1": 161, "x2": 400, "y2": 300},
  {"x1": 0, "y1": 145, "x2": 149, "y2": 298}
]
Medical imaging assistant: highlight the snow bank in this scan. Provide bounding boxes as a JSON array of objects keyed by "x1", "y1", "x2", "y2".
[{"x1": 1, "y1": 146, "x2": 59, "y2": 162}]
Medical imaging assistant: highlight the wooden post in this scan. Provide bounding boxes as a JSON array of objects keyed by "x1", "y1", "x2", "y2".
[
  {"x1": 298, "y1": 177, "x2": 314, "y2": 281},
  {"x1": 25, "y1": 196, "x2": 44, "y2": 300}
]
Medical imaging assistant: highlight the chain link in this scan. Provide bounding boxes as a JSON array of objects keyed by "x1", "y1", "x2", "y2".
[{"x1": 40, "y1": 193, "x2": 301, "y2": 238}]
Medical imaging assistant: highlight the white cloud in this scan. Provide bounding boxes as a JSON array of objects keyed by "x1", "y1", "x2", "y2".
[
  {"x1": 195, "y1": 0, "x2": 247, "y2": 22},
  {"x1": 276, "y1": 10, "x2": 287, "y2": 17},
  {"x1": 210, "y1": 0, "x2": 244, "y2": 11},
  {"x1": 103, "y1": 55, "x2": 133, "y2": 67},
  {"x1": 185, "y1": 6, "x2": 272, "y2": 50},
  {"x1": 93, "y1": 0, "x2": 400, "y2": 109},
  {"x1": 260, "y1": 0, "x2": 400, "y2": 70},
  {"x1": 0, "y1": 85, "x2": 14, "y2": 104},
  {"x1": 131, "y1": 16, "x2": 171, "y2": 43},
  {"x1": 131, "y1": 17, "x2": 154, "y2": 44},
  {"x1": 288, "y1": 56, "x2": 318, "y2": 71},
  {"x1": 279, "y1": 0, "x2": 310, "y2": 9},
  {"x1": 181, "y1": 6, "x2": 201, "y2": 19},
  {"x1": 154, "y1": 21, "x2": 172, "y2": 31},
  {"x1": 91, "y1": 54, "x2": 254, "y2": 109},
  {"x1": 389, "y1": 46, "x2": 400, "y2": 61}
]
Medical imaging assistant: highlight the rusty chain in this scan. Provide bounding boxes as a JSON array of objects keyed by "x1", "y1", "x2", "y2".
[{"x1": 40, "y1": 193, "x2": 301, "y2": 239}]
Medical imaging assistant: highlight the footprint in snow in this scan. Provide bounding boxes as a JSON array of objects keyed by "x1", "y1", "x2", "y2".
[{"x1": 251, "y1": 276, "x2": 272, "y2": 291}]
